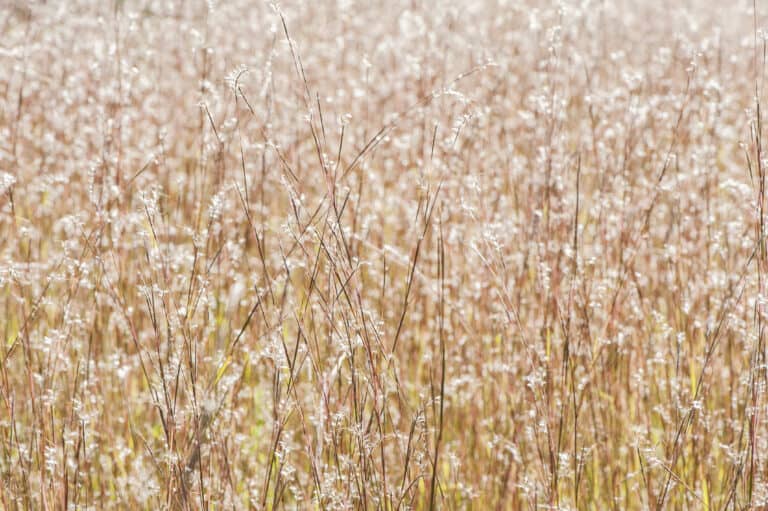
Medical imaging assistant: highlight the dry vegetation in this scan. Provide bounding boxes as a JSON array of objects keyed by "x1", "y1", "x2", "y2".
[{"x1": 2, "y1": 0, "x2": 768, "y2": 509}]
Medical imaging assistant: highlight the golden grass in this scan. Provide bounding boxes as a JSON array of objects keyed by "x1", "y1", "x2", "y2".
[{"x1": 1, "y1": 0, "x2": 768, "y2": 509}]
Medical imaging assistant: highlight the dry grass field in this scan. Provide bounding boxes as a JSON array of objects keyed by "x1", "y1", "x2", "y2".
[{"x1": 2, "y1": 0, "x2": 768, "y2": 509}]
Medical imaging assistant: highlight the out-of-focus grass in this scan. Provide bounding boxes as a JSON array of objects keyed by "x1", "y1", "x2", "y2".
[{"x1": 1, "y1": 0, "x2": 768, "y2": 509}]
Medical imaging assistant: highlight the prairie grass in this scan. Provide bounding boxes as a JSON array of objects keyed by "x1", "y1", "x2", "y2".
[{"x1": 1, "y1": 0, "x2": 768, "y2": 509}]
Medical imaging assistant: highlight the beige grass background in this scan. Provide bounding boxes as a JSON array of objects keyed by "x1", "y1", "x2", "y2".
[{"x1": 1, "y1": 0, "x2": 767, "y2": 509}]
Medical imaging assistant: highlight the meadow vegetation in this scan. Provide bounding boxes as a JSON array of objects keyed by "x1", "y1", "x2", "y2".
[{"x1": 2, "y1": 0, "x2": 768, "y2": 509}]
